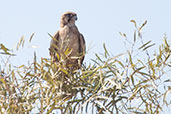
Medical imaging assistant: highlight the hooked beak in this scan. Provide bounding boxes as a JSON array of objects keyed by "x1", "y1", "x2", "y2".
[{"x1": 73, "y1": 15, "x2": 78, "y2": 21}]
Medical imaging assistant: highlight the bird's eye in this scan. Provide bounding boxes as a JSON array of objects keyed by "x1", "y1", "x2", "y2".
[{"x1": 66, "y1": 14, "x2": 72, "y2": 18}]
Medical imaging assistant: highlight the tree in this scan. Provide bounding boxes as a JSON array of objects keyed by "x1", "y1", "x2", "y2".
[{"x1": 0, "y1": 20, "x2": 170, "y2": 114}]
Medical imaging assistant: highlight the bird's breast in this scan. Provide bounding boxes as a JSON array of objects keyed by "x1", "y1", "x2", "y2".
[
  {"x1": 60, "y1": 26, "x2": 78, "y2": 38},
  {"x1": 59, "y1": 26, "x2": 80, "y2": 56}
]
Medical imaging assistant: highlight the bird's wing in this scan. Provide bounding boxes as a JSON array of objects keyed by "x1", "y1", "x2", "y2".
[
  {"x1": 49, "y1": 31, "x2": 60, "y2": 62},
  {"x1": 79, "y1": 33, "x2": 86, "y2": 65}
]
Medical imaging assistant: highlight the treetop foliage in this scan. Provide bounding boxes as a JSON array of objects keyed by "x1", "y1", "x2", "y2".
[{"x1": 0, "y1": 20, "x2": 171, "y2": 114}]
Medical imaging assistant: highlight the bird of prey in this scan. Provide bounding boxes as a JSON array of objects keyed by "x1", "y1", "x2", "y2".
[{"x1": 49, "y1": 11, "x2": 86, "y2": 70}]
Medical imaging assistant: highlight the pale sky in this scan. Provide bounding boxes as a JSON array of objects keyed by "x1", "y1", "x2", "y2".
[
  {"x1": 0, "y1": 0, "x2": 171, "y2": 64},
  {"x1": 0, "y1": 0, "x2": 171, "y2": 113}
]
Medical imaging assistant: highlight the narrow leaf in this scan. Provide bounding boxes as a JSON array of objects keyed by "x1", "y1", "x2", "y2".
[
  {"x1": 139, "y1": 20, "x2": 147, "y2": 31},
  {"x1": 29, "y1": 33, "x2": 35, "y2": 42},
  {"x1": 138, "y1": 40, "x2": 151, "y2": 50},
  {"x1": 130, "y1": 20, "x2": 137, "y2": 28},
  {"x1": 119, "y1": 32, "x2": 127, "y2": 38},
  {"x1": 48, "y1": 33, "x2": 53, "y2": 39},
  {"x1": 143, "y1": 43, "x2": 155, "y2": 51},
  {"x1": 95, "y1": 54, "x2": 103, "y2": 62},
  {"x1": 103, "y1": 43, "x2": 109, "y2": 58},
  {"x1": 134, "y1": 30, "x2": 136, "y2": 42}
]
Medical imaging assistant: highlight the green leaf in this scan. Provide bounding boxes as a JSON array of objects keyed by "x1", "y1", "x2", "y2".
[
  {"x1": 103, "y1": 43, "x2": 109, "y2": 58},
  {"x1": 143, "y1": 43, "x2": 155, "y2": 51},
  {"x1": 48, "y1": 33, "x2": 53, "y2": 39},
  {"x1": 116, "y1": 60, "x2": 124, "y2": 68},
  {"x1": 29, "y1": 33, "x2": 35, "y2": 42},
  {"x1": 138, "y1": 40, "x2": 152, "y2": 50},
  {"x1": 95, "y1": 53, "x2": 103, "y2": 63}
]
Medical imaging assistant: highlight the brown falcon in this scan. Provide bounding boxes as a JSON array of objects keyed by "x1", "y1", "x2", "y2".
[{"x1": 49, "y1": 11, "x2": 86, "y2": 70}]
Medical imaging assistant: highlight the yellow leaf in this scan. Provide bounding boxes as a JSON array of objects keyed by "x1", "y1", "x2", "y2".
[
  {"x1": 60, "y1": 68, "x2": 68, "y2": 75},
  {"x1": 138, "y1": 20, "x2": 147, "y2": 31},
  {"x1": 0, "y1": 78, "x2": 5, "y2": 84},
  {"x1": 130, "y1": 20, "x2": 137, "y2": 28}
]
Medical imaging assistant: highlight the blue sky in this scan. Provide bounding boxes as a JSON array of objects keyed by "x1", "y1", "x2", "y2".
[
  {"x1": 0, "y1": 0, "x2": 171, "y2": 113},
  {"x1": 0, "y1": 0, "x2": 171, "y2": 64}
]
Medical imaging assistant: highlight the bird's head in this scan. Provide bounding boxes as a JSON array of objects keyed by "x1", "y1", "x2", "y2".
[{"x1": 60, "y1": 11, "x2": 78, "y2": 28}]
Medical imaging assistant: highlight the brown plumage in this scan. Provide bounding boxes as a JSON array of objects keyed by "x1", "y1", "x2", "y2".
[{"x1": 49, "y1": 11, "x2": 86, "y2": 70}]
